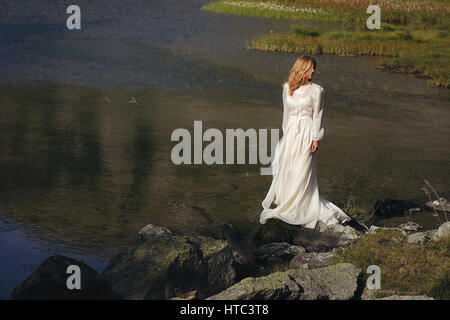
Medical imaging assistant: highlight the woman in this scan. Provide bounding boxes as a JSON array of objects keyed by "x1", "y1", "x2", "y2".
[{"x1": 260, "y1": 55, "x2": 351, "y2": 229}]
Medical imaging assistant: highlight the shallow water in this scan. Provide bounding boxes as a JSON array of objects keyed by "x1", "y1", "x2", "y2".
[{"x1": 0, "y1": 0, "x2": 449, "y2": 299}]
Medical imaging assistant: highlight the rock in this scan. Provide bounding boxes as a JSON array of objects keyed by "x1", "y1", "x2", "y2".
[
  {"x1": 373, "y1": 199, "x2": 420, "y2": 218},
  {"x1": 102, "y1": 234, "x2": 236, "y2": 299},
  {"x1": 434, "y1": 221, "x2": 450, "y2": 239},
  {"x1": 291, "y1": 222, "x2": 362, "y2": 252},
  {"x1": 254, "y1": 219, "x2": 363, "y2": 253},
  {"x1": 377, "y1": 294, "x2": 434, "y2": 300},
  {"x1": 11, "y1": 255, "x2": 118, "y2": 300},
  {"x1": 361, "y1": 288, "x2": 399, "y2": 300},
  {"x1": 216, "y1": 223, "x2": 243, "y2": 245},
  {"x1": 407, "y1": 222, "x2": 450, "y2": 244},
  {"x1": 214, "y1": 223, "x2": 256, "y2": 282},
  {"x1": 407, "y1": 230, "x2": 436, "y2": 244},
  {"x1": 171, "y1": 290, "x2": 199, "y2": 300},
  {"x1": 229, "y1": 247, "x2": 256, "y2": 283},
  {"x1": 361, "y1": 288, "x2": 433, "y2": 300},
  {"x1": 138, "y1": 224, "x2": 172, "y2": 242},
  {"x1": 207, "y1": 263, "x2": 363, "y2": 300},
  {"x1": 254, "y1": 242, "x2": 306, "y2": 265},
  {"x1": 425, "y1": 197, "x2": 449, "y2": 212},
  {"x1": 315, "y1": 221, "x2": 363, "y2": 246},
  {"x1": 289, "y1": 252, "x2": 334, "y2": 269},
  {"x1": 398, "y1": 222, "x2": 423, "y2": 233},
  {"x1": 290, "y1": 227, "x2": 341, "y2": 252},
  {"x1": 254, "y1": 220, "x2": 299, "y2": 247}
]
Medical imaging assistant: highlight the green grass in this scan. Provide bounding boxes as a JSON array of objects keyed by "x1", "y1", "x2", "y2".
[
  {"x1": 203, "y1": 1, "x2": 450, "y2": 24},
  {"x1": 203, "y1": 1, "x2": 450, "y2": 88},
  {"x1": 333, "y1": 228, "x2": 450, "y2": 299},
  {"x1": 291, "y1": 25, "x2": 320, "y2": 37}
]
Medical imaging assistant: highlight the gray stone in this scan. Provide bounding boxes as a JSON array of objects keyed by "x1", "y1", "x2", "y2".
[
  {"x1": 254, "y1": 219, "x2": 363, "y2": 253},
  {"x1": 361, "y1": 288, "x2": 433, "y2": 300},
  {"x1": 138, "y1": 224, "x2": 172, "y2": 242},
  {"x1": 102, "y1": 234, "x2": 236, "y2": 299},
  {"x1": 407, "y1": 221, "x2": 450, "y2": 244},
  {"x1": 433, "y1": 221, "x2": 450, "y2": 239},
  {"x1": 407, "y1": 230, "x2": 436, "y2": 244},
  {"x1": 361, "y1": 288, "x2": 399, "y2": 300},
  {"x1": 289, "y1": 252, "x2": 334, "y2": 269},
  {"x1": 377, "y1": 294, "x2": 434, "y2": 300},
  {"x1": 425, "y1": 197, "x2": 449, "y2": 212},
  {"x1": 207, "y1": 263, "x2": 363, "y2": 300},
  {"x1": 255, "y1": 242, "x2": 306, "y2": 265},
  {"x1": 291, "y1": 223, "x2": 362, "y2": 252},
  {"x1": 316, "y1": 221, "x2": 363, "y2": 246},
  {"x1": 398, "y1": 222, "x2": 423, "y2": 233}
]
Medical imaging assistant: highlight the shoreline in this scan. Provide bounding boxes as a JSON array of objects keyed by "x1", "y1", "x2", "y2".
[{"x1": 202, "y1": 0, "x2": 450, "y2": 88}]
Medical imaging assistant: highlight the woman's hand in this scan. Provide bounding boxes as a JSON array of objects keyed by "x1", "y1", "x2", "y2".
[{"x1": 311, "y1": 140, "x2": 319, "y2": 153}]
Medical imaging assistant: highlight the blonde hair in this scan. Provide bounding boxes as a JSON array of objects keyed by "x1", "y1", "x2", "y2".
[{"x1": 283, "y1": 55, "x2": 316, "y2": 96}]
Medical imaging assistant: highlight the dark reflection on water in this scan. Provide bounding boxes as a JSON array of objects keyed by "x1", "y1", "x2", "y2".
[
  {"x1": 0, "y1": 0, "x2": 449, "y2": 299},
  {"x1": 0, "y1": 215, "x2": 108, "y2": 300}
]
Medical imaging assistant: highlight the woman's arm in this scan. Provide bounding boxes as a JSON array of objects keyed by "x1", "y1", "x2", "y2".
[
  {"x1": 281, "y1": 83, "x2": 289, "y2": 136},
  {"x1": 312, "y1": 85, "x2": 325, "y2": 143}
]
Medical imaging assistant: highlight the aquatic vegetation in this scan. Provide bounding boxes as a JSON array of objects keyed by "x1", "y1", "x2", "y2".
[
  {"x1": 291, "y1": 25, "x2": 320, "y2": 37},
  {"x1": 222, "y1": 1, "x2": 326, "y2": 14},
  {"x1": 204, "y1": 0, "x2": 450, "y2": 24},
  {"x1": 203, "y1": 0, "x2": 450, "y2": 87}
]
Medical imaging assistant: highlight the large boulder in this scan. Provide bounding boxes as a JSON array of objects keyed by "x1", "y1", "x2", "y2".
[
  {"x1": 207, "y1": 263, "x2": 363, "y2": 300},
  {"x1": 12, "y1": 255, "x2": 118, "y2": 300},
  {"x1": 102, "y1": 234, "x2": 236, "y2": 299}
]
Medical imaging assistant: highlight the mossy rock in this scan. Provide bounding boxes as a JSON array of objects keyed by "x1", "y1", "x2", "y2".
[
  {"x1": 102, "y1": 234, "x2": 236, "y2": 299},
  {"x1": 208, "y1": 263, "x2": 363, "y2": 300}
]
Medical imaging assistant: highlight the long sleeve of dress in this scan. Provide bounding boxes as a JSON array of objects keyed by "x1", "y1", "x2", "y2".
[
  {"x1": 312, "y1": 85, "x2": 325, "y2": 142},
  {"x1": 281, "y1": 83, "x2": 289, "y2": 136}
]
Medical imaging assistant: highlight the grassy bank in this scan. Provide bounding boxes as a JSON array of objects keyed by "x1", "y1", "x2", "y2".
[
  {"x1": 333, "y1": 228, "x2": 450, "y2": 299},
  {"x1": 202, "y1": 0, "x2": 450, "y2": 88},
  {"x1": 203, "y1": 0, "x2": 449, "y2": 23}
]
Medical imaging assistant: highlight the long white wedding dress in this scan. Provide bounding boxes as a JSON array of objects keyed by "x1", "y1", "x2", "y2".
[{"x1": 260, "y1": 81, "x2": 351, "y2": 229}]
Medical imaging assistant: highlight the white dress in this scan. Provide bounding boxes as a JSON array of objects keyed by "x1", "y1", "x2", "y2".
[{"x1": 260, "y1": 82, "x2": 351, "y2": 229}]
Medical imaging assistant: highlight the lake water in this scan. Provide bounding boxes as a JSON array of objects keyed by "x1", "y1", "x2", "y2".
[{"x1": 0, "y1": 0, "x2": 449, "y2": 299}]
